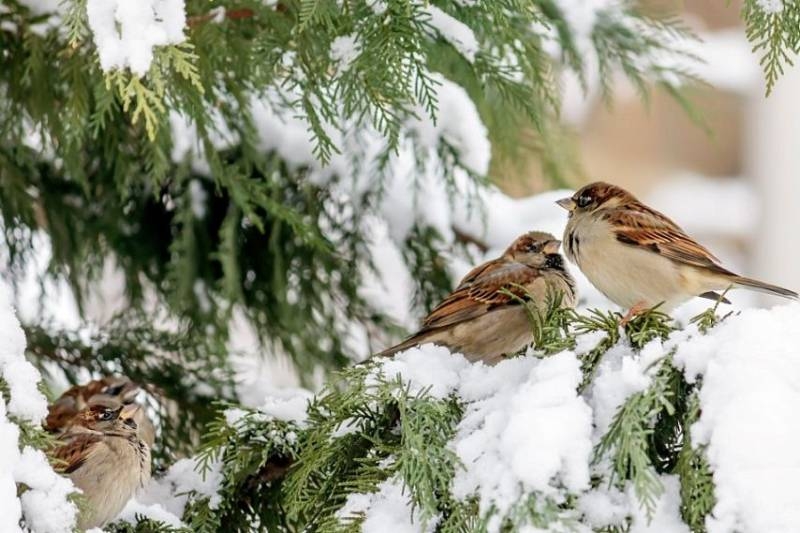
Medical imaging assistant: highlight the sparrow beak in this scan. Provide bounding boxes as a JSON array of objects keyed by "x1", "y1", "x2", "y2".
[
  {"x1": 556, "y1": 197, "x2": 576, "y2": 211},
  {"x1": 119, "y1": 403, "x2": 140, "y2": 430},
  {"x1": 543, "y1": 240, "x2": 562, "y2": 254}
]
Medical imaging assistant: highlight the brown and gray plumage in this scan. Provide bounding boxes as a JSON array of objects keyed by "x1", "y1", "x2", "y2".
[
  {"x1": 45, "y1": 376, "x2": 155, "y2": 449},
  {"x1": 376, "y1": 231, "x2": 577, "y2": 364},
  {"x1": 557, "y1": 182, "x2": 798, "y2": 321},
  {"x1": 51, "y1": 397, "x2": 151, "y2": 530}
]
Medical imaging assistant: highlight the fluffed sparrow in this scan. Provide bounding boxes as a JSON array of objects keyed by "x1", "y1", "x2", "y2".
[
  {"x1": 51, "y1": 397, "x2": 151, "y2": 530},
  {"x1": 45, "y1": 376, "x2": 155, "y2": 449},
  {"x1": 557, "y1": 182, "x2": 798, "y2": 322},
  {"x1": 377, "y1": 231, "x2": 577, "y2": 364}
]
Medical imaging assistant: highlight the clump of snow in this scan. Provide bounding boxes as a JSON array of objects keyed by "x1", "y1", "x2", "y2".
[
  {"x1": 0, "y1": 284, "x2": 78, "y2": 532},
  {"x1": 0, "y1": 286, "x2": 47, "y2": 423},
  {"x1": 628, "y1": 475, "x2": 689, "y2": 533},
  {"x1": 451, "y1": 352, "x2": 592, "y2": 521},
  {"x1": 674, "y1": 303, "x2": 800, "y2": 533},
  {"x1": 578, "y1": 485, "x2": 629, "y2": 529},
  {"x1": 588, "y1": 338, "x2": 667, "y2": 436},
  {"x1": 0, "y1": 398, "x2": 23, "y2": 532},
  {"x1": 330, "y1": 34, "x2": 360, "y2": 70},
  {"x1": 337, "y1": 476, "x2": 437, "y2": 533},
  {"x1": 15, "y1": 448, "x2": 78, "y2": 533},
  {"x1": 373, "y1": 346, "x2": 592, "y2": 527},
  {"x1": 118, "y1": 499, "x2": 185, "y2": 529},
  {"x1": 757, "y1": 0, "x2": 784, "y2": 14},
  {"x1": 86, "y1": 0, "x2": 187, "y2": 76},
  {"x1": 406, "y1": 75, "x2": 490, "y2": 176},
  {"x1": 258, "y1": 387, "x2": 313, "y2": 424},
  {"x1": 372, "y1": 343, "x2": 468, "y2": 399},
  {"x1": 423, "y1": 5, "x2": 478, "y2": 62},
  {"x1": 131, "y1": 457, "x2": 224, "y2": 524}
]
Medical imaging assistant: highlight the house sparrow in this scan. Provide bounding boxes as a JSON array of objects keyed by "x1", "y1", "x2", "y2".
[
  {"x1": 557, "y1": 181, "x2": 798, "y2": 323},
  {"x1": 51, "y1": 397, "x2": 151, "y2": 530},
  {"x1": 45, "y1": 377, "x2": 155, "y2": 449},
  {"x1": 377, "y1": 231, "x2": 576, "y2": 364}
]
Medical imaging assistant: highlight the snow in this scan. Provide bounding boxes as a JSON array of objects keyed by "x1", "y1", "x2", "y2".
[
  {"x1": 125, "y1": 457, "x2": 224, "y2": 527},
  {"x1": 673, "y1": 303, "x2": 800, "y2": 533},
  {"x1": 330, "y1": 34, "x2": 360, "y2": 70},
  {"x1": 629, "y1": 476, "x2": 689, "y2": 533},
  {"x1": 451, "y1": 351, "x2": 592, "y2": 519},
  {"x1": 373, "y1": 347, "x2": 592, "y2": 527},
  {"x1": 85, "y1": 0, "x2": 187, "y2": 76},
  {"x1": 337, "y1": 477, "x2": 437, "y2": 533},
  {"x1": 0, "y1": 285, "x2": 78, "y2": 532},
  {"x1": 757, "y1": 0, "x2": 784, "y2": 14},
  {"x1": 424, "y1": 6, "x2": 479, "y2": 63}
]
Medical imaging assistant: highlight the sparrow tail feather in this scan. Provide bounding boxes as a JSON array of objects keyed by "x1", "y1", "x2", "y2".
[
  {"x1": 373, "y1": 336, "x2": 427, "y2": 359},
  {"x1": 731, "y1": 275, "x2": 798, "y2": 300}
]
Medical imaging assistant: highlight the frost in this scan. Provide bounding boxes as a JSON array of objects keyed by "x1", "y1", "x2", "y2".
[{"x1": 86, "y1": 0, "x2": 187, "y2": 76}]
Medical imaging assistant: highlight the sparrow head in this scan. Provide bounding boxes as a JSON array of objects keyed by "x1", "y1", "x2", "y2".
[
  {"x1": 45, "y1": 377, "x2": 141, "y2": 434},
  {"x1": 505, "y1": 231, "x2": 562, "y2": 267},
  {"x1": 556, "y1": 182, "x2": 635, "y2": 216},
  {"x1": 75, "y1": 397, "x2": 140, "y2": 435}
]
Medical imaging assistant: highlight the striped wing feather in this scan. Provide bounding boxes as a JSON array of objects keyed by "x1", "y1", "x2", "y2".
[{"x1": 421, "y1": 261, "x2": 540, "y2": 331}]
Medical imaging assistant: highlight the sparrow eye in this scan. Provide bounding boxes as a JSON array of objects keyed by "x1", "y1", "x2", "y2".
[
  {"x1": 576, "y1": 194, "x2": 593, "y2": 208},
  {"x1": 98, "y1": 410, "x2": 114, "y2": 421}
]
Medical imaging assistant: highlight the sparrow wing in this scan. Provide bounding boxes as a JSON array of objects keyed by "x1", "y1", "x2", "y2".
[
  {"x1": 421, "y1": 261, "x2": 541, "y2": 330},
  {"x1": 52, "y1": 433, "x2": 103, "y2": 474},
  {"x1": 608, "y1": 204, "x2": 732, "y2": 274}
]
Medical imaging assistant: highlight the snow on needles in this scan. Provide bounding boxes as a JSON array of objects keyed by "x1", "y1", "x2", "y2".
[
  {"x1": 673, "y1": 303, "x2": 800, "y2": 533},
  {"x1": 86, "y1": 0, "x2": 186, "y2": 76},
  {"x1": 373, "y1": 346, "x2": 593, "y2": 529},
  {"x1": 423, "y1": 5, "x2": 478, "y2": 63},
  {"x1": 0, "y1": 285, "x2": 78, "y2": 532}
]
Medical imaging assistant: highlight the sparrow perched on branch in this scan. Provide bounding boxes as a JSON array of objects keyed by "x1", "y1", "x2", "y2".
[
  {"x1": 51, "y1": 397, "x2": 151, "y2": 530},
  {"x1": 45, "y1": 376, "x2": 155, "y2": 448},
  {"x1": 377, "y1": 231, "x2": 576, "y2": 364},
  {"x1": 557, "y1": 181, "x2": 798, "y2": 323}
]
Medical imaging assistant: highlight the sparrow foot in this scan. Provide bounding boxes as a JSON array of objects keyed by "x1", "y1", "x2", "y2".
[{"x1": 619, "y1": 302, "x2": 648, "y2": 327}]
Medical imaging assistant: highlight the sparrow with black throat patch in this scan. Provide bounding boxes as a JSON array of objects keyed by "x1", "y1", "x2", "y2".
[
  {"x1": 376, "y1": 231, "x2": 576, "y2": 364},
  {"x1": 557, "y1": 181, "x2": 798, "y2": 324}
]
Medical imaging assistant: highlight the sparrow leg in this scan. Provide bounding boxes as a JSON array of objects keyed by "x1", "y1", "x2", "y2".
[{"x1": 619, "y1": 301, "x2": 648, "y2": 327}]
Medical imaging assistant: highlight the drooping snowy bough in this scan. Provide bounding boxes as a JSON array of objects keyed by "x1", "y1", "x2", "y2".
[{"x1": 102, "y1": 301, "x2": 800, "y2": 532}]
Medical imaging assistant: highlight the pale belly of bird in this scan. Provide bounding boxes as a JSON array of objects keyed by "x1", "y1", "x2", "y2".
[
  {"x1": 565, "y1": 216, "x2": 691, "y2": 311},
  {"x1": 74, "y1": 437, "x2": 151, "y2": 529}
]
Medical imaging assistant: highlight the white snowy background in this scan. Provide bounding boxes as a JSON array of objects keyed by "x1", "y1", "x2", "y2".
[{"x1": 2, "y1": 0, "x2": 800, "y2": 532}]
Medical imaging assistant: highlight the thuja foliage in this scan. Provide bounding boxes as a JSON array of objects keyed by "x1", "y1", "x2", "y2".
[
  {"x1": 742, "y1": 0, "x2": 800, "y2": 94},
  {"x1": 1, "y1": 0, "x2": 706, "y2": 456},
  {"x1": 112, "y1": 303, "x2": 728, "y2": 532}
]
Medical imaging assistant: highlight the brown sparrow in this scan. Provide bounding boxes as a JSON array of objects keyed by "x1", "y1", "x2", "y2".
[
  {"x1": 45, "y1": 377, "x2": 155, "y2": 449},
  {"x1": 377, "y1": 231, "x2": 576, "y2": 364},
  {"x1": 51, "y1": 397, "x2": 151, "y2": 530},
  {"x1": 557, "y1": 182, "x2": 798, "y2": 323}
]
